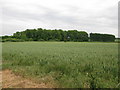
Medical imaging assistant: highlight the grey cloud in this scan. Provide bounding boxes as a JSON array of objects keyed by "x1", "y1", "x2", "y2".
[
  {"x1": 1, "y1": 0, "x2": 118, "y2": 37},
  {"x1": 2, "y1": 5, "x2": 80, "y2": 26}
]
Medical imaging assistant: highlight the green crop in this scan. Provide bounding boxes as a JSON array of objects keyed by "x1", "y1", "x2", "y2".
[{"x1": 2, "y1": 42, "x2": 118, "y2": 88}]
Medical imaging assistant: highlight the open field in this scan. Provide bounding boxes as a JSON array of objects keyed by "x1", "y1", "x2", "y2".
[{"x1": 2, "y1": 42, "x2": 118, "y2": 88}]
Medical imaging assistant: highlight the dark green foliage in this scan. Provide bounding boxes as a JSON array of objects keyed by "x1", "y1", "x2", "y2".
[
  {"x1": 90, "y1": 33, "x2": 115, "y2": 42},
  {"x1": 12, "y1": 28, "x2": 89, "y2": 42},
  {"x1": 1, "y1": 28, "x2": 116, "y2": 42},
  {"x1": 2, "y1": 35, "x2": 25, "y2": 42}
]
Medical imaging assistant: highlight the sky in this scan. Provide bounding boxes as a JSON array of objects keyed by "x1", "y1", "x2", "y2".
[{"x1": 0, "y1": 0, "x2": 119, "y2": 37}]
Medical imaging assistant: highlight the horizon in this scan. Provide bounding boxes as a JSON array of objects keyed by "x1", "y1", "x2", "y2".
[
  {"x1": 0, "y1": 28, "x2": 118, "y2": 38},
  {"x1": 0, "y1": 0, "x2": 118, "y2": 37}
]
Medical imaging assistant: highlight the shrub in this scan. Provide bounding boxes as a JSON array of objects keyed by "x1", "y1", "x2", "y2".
[{"x1": 2, "y1": 38, "x2": 24, "y2": 42}]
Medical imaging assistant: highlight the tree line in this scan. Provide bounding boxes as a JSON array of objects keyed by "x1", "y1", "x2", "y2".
[
  {"x1": 90, "y1": 33, "x2": 115, "y2": 42},
  {"x1": 2, "y1": 28, "x2": 116, "y2": 42}
]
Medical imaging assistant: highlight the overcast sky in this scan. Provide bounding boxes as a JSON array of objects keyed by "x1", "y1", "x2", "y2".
[{"x1": 0, "y1": 0, "x2": 119, "y2": 37}]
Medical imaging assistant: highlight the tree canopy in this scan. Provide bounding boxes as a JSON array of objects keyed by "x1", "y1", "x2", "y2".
[
  {"x1": 13, "y1": 28, "x2": 89, "y2": 42},
  {"x1": 90, "y1": 33, "x2": 115, "y2": 42},
  {"x1": 1, "y1": 28, "x2": 115, "y2": 42}
]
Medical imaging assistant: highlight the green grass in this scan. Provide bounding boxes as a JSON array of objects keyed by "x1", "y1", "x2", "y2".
[{"x1": 2, "y1": 42, "x2": 118, "y2": 88}]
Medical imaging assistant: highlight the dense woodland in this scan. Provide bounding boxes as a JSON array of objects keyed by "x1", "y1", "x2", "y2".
[
  {"x1": 1, "y1": 28, "x2": 116, "y2": 42},
  {"x1": 90, "y1": 33, "x2": 115, "y2": 42}
]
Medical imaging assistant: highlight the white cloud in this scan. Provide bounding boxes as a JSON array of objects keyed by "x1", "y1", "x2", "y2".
[{"x1": 0, "y1": 0, "x2": 119, "y2": 37}]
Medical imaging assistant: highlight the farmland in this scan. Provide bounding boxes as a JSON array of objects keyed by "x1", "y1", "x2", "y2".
[{"x1": 2, "y1": 42, "x2": 118, "y2": 88}]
